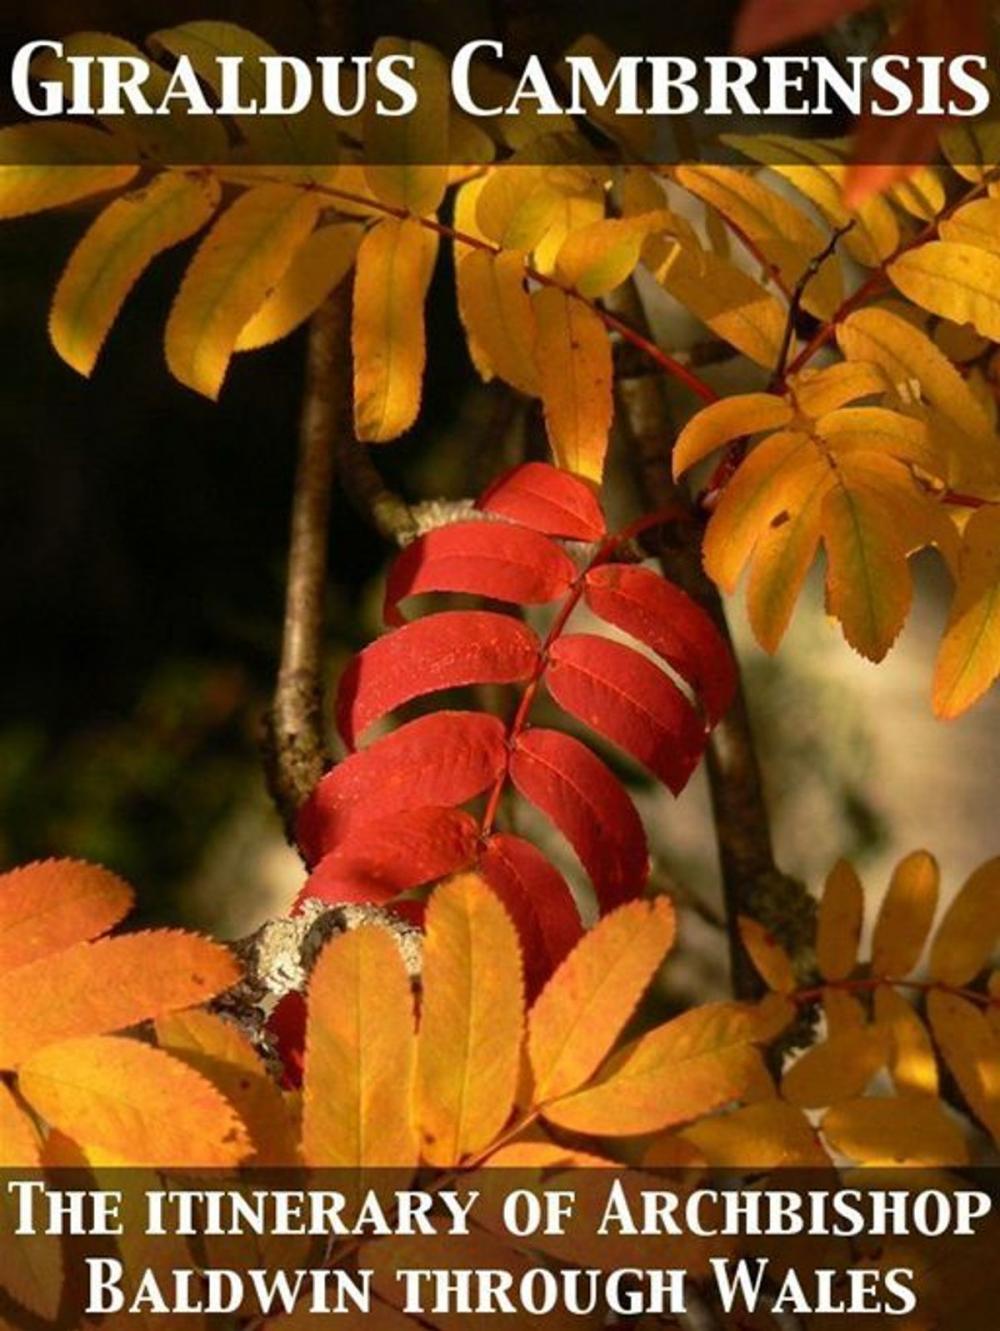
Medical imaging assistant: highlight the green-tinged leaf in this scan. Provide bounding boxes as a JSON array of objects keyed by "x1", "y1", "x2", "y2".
[
  {"x1": 353, "y1": 217, "x2": 437, "y2": 441},
  {"x1": 236, "y1": 222, "x2": 362, "y2": 351},
  {"x1": 364, "y1": 38, "x2": 449, "y2": 214},
  {"x1": 528, "y1": 897, "x2": 675, "y2": 1105},
  {"x1": 0, "y1": 125, "x2": 136, "y2": 220},
  {"x1": 166, "y1": 183, "x2": 319, "y2": 398},
  {"x1": 52, "y1": 170, "x2": 220, "y2": 376},
  {"x1": 820, "y1": 479, "x2": 913, "y2": 662}
]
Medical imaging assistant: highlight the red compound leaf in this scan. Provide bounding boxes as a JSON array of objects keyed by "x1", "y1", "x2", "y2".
[
  {"x1": 297, "y1": 712, "x2": 507, "y2": 865},
  {"x1": 478, "y1": 833, "x2": 584, "y2": 998},
  {"x1": 301, "y1": 464, "x2": 733, "y2": 990},
  {"x1": 584, "y1": 563, "x2": 736, "y2": 725},
  {"x1": 336, "y1": 610, "x2": 538, "y2": 748},
  {"x1": 384, "y1": 521, "x2": 576, "y2": 624},
  {"x1": 300, "y1": 807, "x2": 478, "y2": 909},
  {"x1": 546, "y1": 634, "x2": 708, "y2": 795},
  {"x1": 476, "y1": 461, "x2": 606, "y2": 541},
  {"x1": 509, "y1": 728, "x2": 649, "y2": 912}
]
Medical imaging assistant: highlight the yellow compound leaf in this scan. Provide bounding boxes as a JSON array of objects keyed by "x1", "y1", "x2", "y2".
[
  {"x1": 0, "y1": 124, "x2": 137, "y2": 220},
  {"x1": 673, "y1": 393, "x2": 793, "y2": 479},
  {"x1": 682, "y1": 1098, "x2": 829, "y2": 1169},
  {"x1": 872, "y1": 850, "x2": 940, "y2": 978},
  {"x1": 353, "y1": 217, "x2": 436, "y2": 442},
  {"x1": 531, "y1": 178, "x2": 607, "y2": 276},
  {"x1": 0, "y1": 931, "x2": 240, "y2": 1069},
  {"x1": 51, "y1": 170, "x2": 220, "y2": 378},
  {"x1": 532, "y1": 286, "x2": 612, "y2": 481},
  {"x1": 875, "y1": 984, "x2": 938, "y2": 1099},
  {"x1": 155, "y1": 1009, "x2": 298, "y2": 1166},
  {"x1": 302, "y1": 925, "x2": 418, "y2": 1168},
  {"x1": 0, "y1": 1082, "x2": 62, "y2": 1318},
  {"x1": 815, "y1": 408, "x2": 939, "y2": 476},
  {"x1": 236, "y1": 222, "x2": 363, "y2": 351},
  {"x1": 541, "y1": 1001, "x2": 772, "y2": 1136},
  {"x1": 790, "y1": 362, "x2": 888, "y2": 418},
  {"x1": 745, "y1": 461, "x2": 831, "y2": 653},
  {"x1": 416, "y1": 874, "x2": 525, "y2": 1168},
  {"x1": 889, "y1": 242, "x2": 1000, "y2": 342},
  {"x1": 823, "y1": 989, "x2": 866, "y2": 1037},
  {"x1": 455, "y1": 249, "x2": 539, "y2": 396},
  {"x1": 781, "y1": 1027, "x2": 886, "y2": 1109},
  {"x1": 655, "y1": 244, "x2": 787, "y2": 369},
  {"x1": 738, "y1": 916, "x2": 796, "y2": 993},
  {"x1": 820, "y1": 480, "x2": 913, "y2": 662},
  {"x1": 702, "y1": 430, "x2": 818, "y2": 592},
  {"x1": 928, "y1": 857, "x2": 1000, "y2": 986},
  {"x1": 166, "y1": 183, "x2": 319, "y2": 399},
  {"x1": 528, "y1": 896, "x2": 675, "y2": 1106},
  {"x1": 18, "y1": 1035, "x2": 251, "y2": 1167},
  {"x1": 939, "y1": 198, "x2": 1000, "y2": 257},
  {"x1": 554, "y1": 218, "x2": 644, "y2": 298},
  {"x1": 817, "y1": 859, "x2": 864, "y2": 982},
  {"x1": 364, "y1": 38, "x2": 449, "y2": 215},
  {"x1": 475, "y1": 167, "x2": 566, "y2": 251},
  {"x1": 673, "y1": 164, "x2": 843, "y2": 319},
  {"x1": 837, "y1": 307, "x2": 995, "y2": 491},
  {"x1": 934, "y1": 506, "x2": 1000, "y2": 719},
  {"x1": 0, "y1": 858, "x2": 132, "y2": 971},
  {"x1": 821, "y1": 1096, "x2": 969, "y2": 1166},
  {"x1": 928, "y1": 991, "x2": 1000, "y2": 1146}
]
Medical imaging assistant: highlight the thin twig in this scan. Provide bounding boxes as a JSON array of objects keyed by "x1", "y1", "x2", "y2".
[
  {"x1": 263, "y1": 287, "x2": 349, "y2": 840},
  {"x1": 605, "y1": 279, "x2": 815, "y2": 1000},
  {"x1": 335, "y1": 429, "x2": 419, "y2": 545},
  {"x1": 770, "y1": 222, "x2": 855, "y2": 388}
]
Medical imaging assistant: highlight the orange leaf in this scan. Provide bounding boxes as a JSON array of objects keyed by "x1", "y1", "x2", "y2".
[
  {"x1": 872, "y1": 851, "x2": 940, "y2": 978},
  {"x1": 816, "y1": 859, "x2": 864, "y2": 982},
  {"x1": 822, "y1": 1095, "x2": 969, "y2": 1166},
  {"x1": 0, "y1": 931, "x2": 240, "y2": 1068},
  {"x1": 0, "y1": 858, "x2": 132, "y2": 970},
  {"x1": 738, "y1": 916, "x2": 795, "y2": 993},
  {"x1": 527, "y1": 897, "x2": 675, "y2": 1106},
  {"x1": 156, "y1": 1008, "x2": 298, "y2": 1166},
  {"x1": 302, "y1": 925, "x2": 417, "y2": 1167},
  {"x1": 416, "y1": 874, "x2": 524, "y2": 1167},
  {"x1": 781, "y1": 1026, "x2": 886, "y2": 1109},
  {"x1": 928, "y1": 857, "x2": 1000, "y2": 986},
  {"x1": 682, "y1": 1098, "x2": 829, "y2": 1169},
  {"x1": 17, "y1": 1035, "x2": 250, "y2": 1167},
  {"x1": 542, "y1": 1001, "x2": 774, "y2": 1136},
  {"x1": 531, "y1": 286, "x2": 613, "y2": 482},
  {"x1": 0, "y1": 1082, "x2": 62, "y2": 1318},
  {"x1": 875, "y1": 984, "x2": 938, "y2": 1099},
  {"x1": 927, "y1": 990, "x2": 1000, "y2": 1146}
]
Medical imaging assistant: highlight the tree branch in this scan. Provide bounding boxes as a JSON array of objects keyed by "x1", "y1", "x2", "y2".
[
  {"x1": 605, "y1": 280, "x2": 815, "y2": 999},
  {"x1": 263, "y1": 287, "x2": 349, "y2": 841}
]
